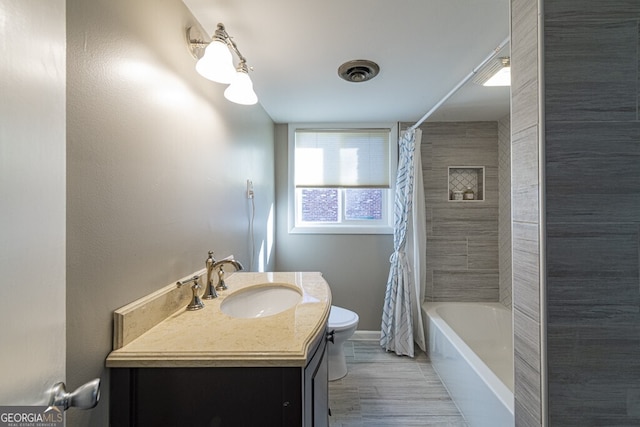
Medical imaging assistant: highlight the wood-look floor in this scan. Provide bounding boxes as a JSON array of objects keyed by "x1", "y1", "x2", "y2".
[{"x1": 328, "y1": 340, "x2": 468, "y2": 427}]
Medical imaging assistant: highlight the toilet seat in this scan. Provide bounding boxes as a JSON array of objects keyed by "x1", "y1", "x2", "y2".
[{"x1": 329, "y1": 305, "x2": 359, "y2": 332}]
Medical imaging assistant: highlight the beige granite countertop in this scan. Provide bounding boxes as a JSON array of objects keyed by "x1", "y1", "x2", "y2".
[{"x1": 106, "y1": 272, "x2": 331, "y2": 368}]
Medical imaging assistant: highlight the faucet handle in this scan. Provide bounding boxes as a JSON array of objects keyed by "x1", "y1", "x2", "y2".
[
  {"x1": 176, "y1": 275, "x2": 205, "y2": 311},
  {"x1": 215, "y1": 266, "x2": 228, "y2": 291},
  {"x1": 176, "y1": 275, "x2": 199, "y2": 287}
]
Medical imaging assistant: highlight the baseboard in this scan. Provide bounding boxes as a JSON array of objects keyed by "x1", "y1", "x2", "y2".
[{"x1": 351, "y1": 330, "x2": 380, "y2": 341}]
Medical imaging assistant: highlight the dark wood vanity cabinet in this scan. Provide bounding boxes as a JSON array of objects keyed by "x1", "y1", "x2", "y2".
[
  {"x1": 110, "y1": 330, "x2": 329, "y2": 427},
  {"x1": 303, "y1": 329, "x2": 329, "y2": 427}
]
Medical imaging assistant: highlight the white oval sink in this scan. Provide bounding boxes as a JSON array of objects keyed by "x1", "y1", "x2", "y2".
[{"x1": 220, "y1": 284, "x2": 302, "y2": 318}]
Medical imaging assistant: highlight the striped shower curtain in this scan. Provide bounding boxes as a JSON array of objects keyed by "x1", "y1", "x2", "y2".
[{"x1": 380, "y1": 128, "x2": 426, "y2": 357}]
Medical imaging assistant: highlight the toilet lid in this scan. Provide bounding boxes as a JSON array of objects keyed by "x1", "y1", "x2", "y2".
[{"x1": 329, "y1": 305, "x2": 359, "y2": 330}]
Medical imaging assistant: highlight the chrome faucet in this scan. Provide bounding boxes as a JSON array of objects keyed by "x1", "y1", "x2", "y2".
[
  {"x1": 203, "y1": 251, "x2": 218, "y2": 299},
  {"x1": 202, "y1": 251, "x2": 244, "y2": 297}
]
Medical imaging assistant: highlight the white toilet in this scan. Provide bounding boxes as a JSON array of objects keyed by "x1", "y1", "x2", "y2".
[{"x1": 327, "y1": 305, "x2": 359, "y2": 381}]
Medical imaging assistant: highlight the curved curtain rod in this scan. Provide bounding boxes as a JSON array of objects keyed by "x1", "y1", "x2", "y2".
[{"x1": 409, "y1": 36, "x2": 510, "y2": 131}]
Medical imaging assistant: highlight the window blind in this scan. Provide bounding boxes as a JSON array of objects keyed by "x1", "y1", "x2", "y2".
[{"x1": 294, "y1": 128, "x2": 390, "y2": 188}]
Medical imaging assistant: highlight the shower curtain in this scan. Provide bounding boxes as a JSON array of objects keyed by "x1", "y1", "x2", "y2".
[{"x1": 380, "y1": 128, "x2": 426, "y2": 357}]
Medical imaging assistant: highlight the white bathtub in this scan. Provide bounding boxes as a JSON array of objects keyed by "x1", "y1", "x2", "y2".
[{"x1": 423, "y1": 302, "x2": 514, "y2": 427}]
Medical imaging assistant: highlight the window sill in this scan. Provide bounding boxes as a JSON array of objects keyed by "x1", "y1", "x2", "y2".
[{"x1": 289, "y1": 225, "x2": 394, "y2": 235}]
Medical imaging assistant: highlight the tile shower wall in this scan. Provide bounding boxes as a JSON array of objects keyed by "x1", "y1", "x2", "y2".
[
  {"x1": 511, "y1": 0, "x2": 544, "y2": 424},
  {"x1": 405, "y1": 122, "x2": 500, "y2": 302},
  {"x1": 511, "y1": 0, "x2": 640, "y2": 425},
  {"x1": 498, "y1": 115, "x2": 512, "y2": 308},
  {"x1": 544, "y1": 1, "x2": 640, "y2": 425}
]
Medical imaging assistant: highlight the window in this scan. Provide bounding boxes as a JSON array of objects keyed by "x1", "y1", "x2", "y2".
[{"x1": 288, "y1": 124, "x2": 397, "y2": 234}]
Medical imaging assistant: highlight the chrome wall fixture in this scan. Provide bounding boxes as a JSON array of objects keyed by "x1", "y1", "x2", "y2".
[{"x1": 188, "y1": 23, "x2": 258, "y2": 105}]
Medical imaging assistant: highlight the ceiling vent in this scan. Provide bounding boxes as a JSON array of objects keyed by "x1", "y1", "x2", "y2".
[{"x1": 338, "y1": 60, "x2": 380, "y2": 83}]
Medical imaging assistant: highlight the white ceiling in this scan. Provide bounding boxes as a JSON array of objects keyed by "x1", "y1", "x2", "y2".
[{"x1": 182, "y1": 0, "x2": 511, "y2": 124}]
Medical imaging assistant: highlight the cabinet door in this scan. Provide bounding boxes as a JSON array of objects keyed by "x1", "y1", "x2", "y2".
[
  {"x1": 312, "y1": 341, "x2": 329, "y2": 427},
  {"x1": 111, "y1": 367, "x2": 301, "y2": 426},
  {"x1": 304, "y1": 333, "x2": 329, "y2": 427}
]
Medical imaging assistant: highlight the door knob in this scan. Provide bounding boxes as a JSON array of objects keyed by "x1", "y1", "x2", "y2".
[{"x1": 48, "y1": 378, "x2": 100, "y2": 411}]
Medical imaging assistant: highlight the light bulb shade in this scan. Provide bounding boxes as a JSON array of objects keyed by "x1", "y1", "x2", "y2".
[
  {"x1": 224, "y1": 71, "x2": 258, "y2": 105},
  {"x1": 195, "y1": 40, "x2": 236, "y2": 84}
]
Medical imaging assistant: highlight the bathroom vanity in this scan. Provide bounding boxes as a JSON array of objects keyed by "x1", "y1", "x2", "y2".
[{"x1": 106, "y1": 272, "x2": 331, "y2": 427}]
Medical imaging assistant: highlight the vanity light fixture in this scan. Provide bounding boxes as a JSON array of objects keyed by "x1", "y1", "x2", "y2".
[
  {"x1": 187, "y1": 23, "x2": 258, "y2": 105},
  {"x1": 224, "y1": 61, "x2": 258, "y2": 105},
  {"x1": 473, "y1": 57, "x2": 511, "y2": 87}
]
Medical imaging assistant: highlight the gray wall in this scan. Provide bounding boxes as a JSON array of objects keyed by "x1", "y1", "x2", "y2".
[
  {"x1": 498, "y1": 115, "x2": 512, "y2": 308},
  {"x1": 0, "y1": 0, "x2": 66, "y2": 405},
  {"x1": 544, "y1": 2, "x2": 640, "y2": 425},
  {"x1": 66, "y1": 0, "x2": 275, "y2": 425},
  {"x1": 410, "y1": 122, "x2": 500, "y2": 302},
  {"x1": 273, "y1": 124, "x2": 393, "y2": 331}
]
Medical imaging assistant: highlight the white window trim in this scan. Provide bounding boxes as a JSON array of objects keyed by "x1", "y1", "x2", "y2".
[{"x1": 288, "y1": 122, "x2": 398, "y2": 235}]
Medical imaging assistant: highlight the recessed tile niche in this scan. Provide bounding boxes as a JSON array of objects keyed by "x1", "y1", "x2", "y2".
[{"x1": 448, "y1": 166, "x2": 485, "y2": 201}]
